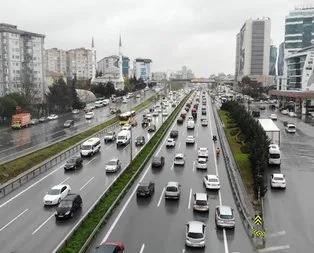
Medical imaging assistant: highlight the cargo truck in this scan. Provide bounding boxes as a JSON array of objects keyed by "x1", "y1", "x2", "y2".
[
  {"x1": 11, "y1": 113, "x2": 31, "y2": 129},
  {"x1": 258, "y1": 119, "x2": 280, "y2": 146}
]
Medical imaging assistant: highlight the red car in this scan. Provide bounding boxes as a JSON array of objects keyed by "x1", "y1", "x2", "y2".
[{"x1": 95, "y1": 241, "x2": 125, "y2": 253}]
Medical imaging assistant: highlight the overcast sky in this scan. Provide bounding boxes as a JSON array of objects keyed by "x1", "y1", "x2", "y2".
[{"x1": 1, "y1": 0, "x2": 313, "y2": 76}]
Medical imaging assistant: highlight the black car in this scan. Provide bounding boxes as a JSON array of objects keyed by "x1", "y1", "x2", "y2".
[
  {"x1": 64, "y1": 156, "x2": 83, "y2": 170},
  {"x1": 259, "y1": 106, "x2": 266, "y2": 110},
  {"x1": 135, "y1": 136, "x2": 145, "y2": 146},
  {"x1": 202, "y1": 109, "x2": 207, "y2": 115},
  {"x1": 147, "y1": 124, "x2": 156, "y2": 132},
  {"x1": 55, "y1": 194, "x2": 82, "y2": 219},
  {"x1": 170, "y1": 130, "x2": 179, "y2": 138},
  {"x1": 137, "y1": 181, "x2": 155, "y2": 197},
  {"x1": 63, "y1": 120, "x2": 74, "y2": 128},
  {"x1": 177, "y1": 117, "x2": 184, "y2": 124},
  {"x1": 252, "y1": 111, "x2": 260, "y2": 118},
  {"x1": 151, "y1": 156, "x2": 165, "y2": 168}
]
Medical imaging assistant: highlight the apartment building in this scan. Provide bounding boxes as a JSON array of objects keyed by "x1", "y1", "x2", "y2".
[
  {"x1": 44, "y1": 48, "x2": 67, "y2": 75},
  {"x1": 67, "y1": 47, "x2": 93, "y2": 80}
]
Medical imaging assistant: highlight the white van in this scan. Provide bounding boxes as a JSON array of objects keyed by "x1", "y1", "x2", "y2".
[
  {"x1": 187, "y1": 119, "x2": 195, "y2": 130},
  {"x1": 80, "y1": 137, "x2": 101, "y2": 157},
  {"x1": 116, "y1": 130, "x2": 131, "y2": 147},
  {"x1": 268, "y1": 144, "x2": 281, "y2": 165}
]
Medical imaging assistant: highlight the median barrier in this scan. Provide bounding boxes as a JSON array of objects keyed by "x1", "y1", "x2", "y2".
[
  {"x1": 53, "y1": 92, "x2": 192, "y2": 253},
  {"x1": 0, "y1": 96, "x2": 156, "y2": 198}
]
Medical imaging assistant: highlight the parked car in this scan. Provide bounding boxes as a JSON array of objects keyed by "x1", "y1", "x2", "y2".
[
  {"x1": 63, "y1": 119, "x2": 74, "y2": 128},
  {"x1": 85, "y1": 112, "x2": 94, "y2": 119},
  {"x1": 31, "y1": 118, "x2": 39, "y2": 125},
  {"x1": 137, "y1": 181, "x2": 155, "y2": 197},
  {"x1": 48, "y1": 114, "x2": 59, "y2": 120},
  {"x1": 104, "y1": 131, "x2": 116, "y2": 143},
  {"x1": 39, "y1": 117, "x2": 48, "y2": 123},
  {"x1": 55, "y1": 193, "x2": 82, "y2": 220},
  {"x1": 64, "y1": 156, "x2": 83, "y2": 171}
]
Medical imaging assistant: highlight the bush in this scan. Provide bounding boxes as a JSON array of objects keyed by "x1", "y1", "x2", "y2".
[
  {"x1": 240, "y1": 145, "x2": 250, "y2": 154},
  {"x1": 227, "y1": 119, "x2": 235, "y2": 124},
  {"x1": 230, "y1": 128, "x2": 239, "y2": 136},
  {"x1": 227, "y1": 123, "x2": 237, "y2": 129}
]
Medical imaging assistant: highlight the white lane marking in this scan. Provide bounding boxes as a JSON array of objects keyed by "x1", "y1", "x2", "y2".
[
  {"x1": 178, "y1": 142, "x2": 181, "y2": 149},
  {"x1": 122, "y1": 144, "x2": 129, "y2": 151},
  {"x1": 170, "y1": 164, "x2": 174, "y2": 171},
  {"x1": 258, "y1": 245, "x2": 290, "y2": 252},
  {"x1": 101, "y1": 163, "x2": 152, "y2": 243},
  {"x1": 157, "y1": 188, "x2": 166, "y2": 207},
  {"x1": 79, "y1": 177, "x2": 95, "y2": 191},
  {"x1": 266, "y1": 230, "x2": 286, "y2": 238},
  {"x1": 193, "y1": 161, "x2": 195, "y2": 172},
  {"x1": 139, "y1": 243, "x2": 145, "y2": 253},
  {"x1": 188, "y1": 188, "x2": 192, "y2": 210},
  {"x1": 32, "y1": 213, "x2": 55, "y2": 235},
  {"x1": 0, "y1": 167, "x2": 61, "y2": 208},
  {"x1": 58, "y1": 177, "x2": 70, "y2": 185},
  {"x1": 105, "y1": 144, "x2": 114, "y2": 150},
  {"x1": 85, "y1": 156, "x2": 98, "y2": 166},
  {"x1": 0, "y1": 208, "x2": 28, "y2": 232}
]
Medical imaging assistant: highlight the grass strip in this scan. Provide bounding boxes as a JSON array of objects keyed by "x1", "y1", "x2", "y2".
[
  {"x1": 0, "y1": 96, "x2": 156, "y2": 184},
  {"x1": 217, "y1": 110, "x2": 254, "y2": 198},
  {"x1": 59, "y1": 93, "x2": 191, "y2": 253}
]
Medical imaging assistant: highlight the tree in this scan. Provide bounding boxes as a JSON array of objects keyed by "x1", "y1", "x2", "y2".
[
  {"x1": 124, "y1": 77, "x2": 131, "y2": 91},
  {"x1": 0, "y1": 96, "x2": 17, "y2": 119}
]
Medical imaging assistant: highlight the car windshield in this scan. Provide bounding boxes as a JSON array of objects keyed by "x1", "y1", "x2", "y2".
[
  {"x1": 274, "y1": 177, "x2": 284, "y2": 181},
  {"x1": 106, "y1": 132, "x2": 113, "y2": 136},
  {"x1": 187, "y1": 232, "x2": 203, "y2": 239},
  {"x1": 81, "y1": 145, "x2": 92, "y2": 150},
  {"x1": 59, "y1": 200, "x2": 72, "y2": 208},
  {"x1": 220, "y1": 213, "x2": 233, "y2": 219},
  {"x1": 196, "y1": 200, "x2": 208, "y2": 206},
  {"x1": 198, "y1": 160, "x2": 206, "y2": 164},
  {"x1": 207, "y1": 178, "x2": 218, "y2": 182},
  {"x1": 269, "y1": 154, "x2": 280, "y2": 158},
  {"x1": 166, "y1": 186, "x2": 178, "y2": 192},
  {"x1": 117, "y1": 136, "x2": 126, "y2": 140},
  {"x1": 175, "y1": 157, "x2": 183, "y2": 160},
  {"x1": 65, "y1": 120, "x2": 71, "y2": 124},
  {"x1": 48, "y1": 189, "x2": 60, "y2": 195},
  {"x1": 107, "y1": 160, "x2": 117, "y2": 165},
  {"x1": 136, "y1": 137, "x2": 143, "y2": 141},
  {"x1": 153, "y1": 157, "x2": 160, "y2": 163},
  {"x1": 138, "y1": 185, "x2": 149, "y2": 190},
  {"x1": 67, "y1": 158, "x2": 76, "y2": 163}
]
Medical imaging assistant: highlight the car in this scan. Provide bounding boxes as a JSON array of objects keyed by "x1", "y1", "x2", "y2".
[
  {"x1": 259, "y1": 105, "x2": 266, "y2": 110},
  {"x1": 271, "y1": 173, "x2": 286, "y2": 189},
  {"x1": 43, "y1": 184, "x2": 71, "y2": 206},
  {"x1": 281, "y1": 109, "x2": 289, "y2": 115},
  {"x1": 30, "y1": 118, "x2": 39, "y2": 125},
  {"x1": 104, "y1": 131, "x2": 116, "y2": 143},
  {"x1": 289, "y1": 111, "x2": 297, "y2": 117},
  {"x1": 135, "y1": 136, "x2": 145, "y2": 146},
  {"x1": 85, "y1": 111, "x2": 94, "y2": 119},
  {"x1": 269, "y1": 114, "x2": 278, "y2": 120},
  {"x1": 153, "y1": 110, "x2": 159, "y2": 117},
  {"x1": 166, "y1": 138, "x2": 176, "y2": 147},
  {"x1": 63, "y1": 119, "x2": 74, "y2": 128},
  {"x1": 165, "y1": 181, "x2": 181, "y2": 199},
  {"x1": 215, "y1": 205, "x2": 235, "y2": 228},
  {"x1": 170, "y1": 130, "x2": 179, "y2": 138},
  {"x1": 55, "y1": 193, "x2": 82, "y2": 220},
  {"x1": 198, "y1": 147, "x2": 209, "y2": 159},
  {"x1": 72, "y1": 109, "x2": 80, "y2": 114},
  {"x1": 193, "y1": 193, "x2": 209, "y2": 212},
  {"x1": 122, "y1": 124, "x2": 132, "y2": 130},
  {"x1": 147, "y1": 124, "x2": 156, "y2": 132},
  {"x1": 174, "y1": 153, "x2": 185, "y2": 166},
  {"x1": 186, "y1": 135, "x2": 195, "y2": 144},
  {"x1": 39, "y1": 116, "x2": 48, "y2": 123},
  {"x1": 201, "y1": 118, "x2": 208, "y2": 126},
  {"x1": 95, "y1": 241, "x2": 125, "y2": 253},
  {"x1": 105, "y1": 158, "x2": 122, "y2": 173},
  {"x1": 137, "y1": 181, "x2": 155, "y2": 197},
  {"x1": 151, "y1": 156, "x2": 165, "y2": 168},
  {"x1": 185, "y1": 221, "x2": 206, "y2": 248},
  {"x1": 285, "y1": 123, "x2": 296, "y2": 133},
  {"x1": 48, "y1": 114, "x2": 59, "y2": 120},
  {"x1": 203, "y1": 174, "x2": 220, "y2": 190},
  {"x1": 162, "y1": 111, "x2": 168, "y2": 116},
  {"x1": 110, "y1": 107, "x2": 117, "y2": 114},
  {"x1": 136, "y1": 94, "x2": 141, "y2": 98},
  {"x1": 141, "y1": 118, "x2": 150, "y2": 128},
  {"x1": 64, "y1": 156, "x2": 83, "y2": 171},
  {"x1": 196, "y1": 158, "x2": 207, "y2": 170},
  {"x1": 201, "y1": 109, "x2": 206, "y2": 115}
]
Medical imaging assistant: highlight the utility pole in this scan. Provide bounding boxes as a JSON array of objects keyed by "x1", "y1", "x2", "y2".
[{"x1": 130, "y1": 127, "x2": 133, "y2": 169}]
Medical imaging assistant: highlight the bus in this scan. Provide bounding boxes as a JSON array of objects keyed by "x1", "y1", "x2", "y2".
[{"x1": 119, "y1": 111, "x2": 136, "y2": 125}]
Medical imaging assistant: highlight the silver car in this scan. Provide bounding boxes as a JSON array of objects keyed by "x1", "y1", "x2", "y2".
[
  {"x1": 105, "y1": 158, "x2": 121, "y2": 173},
  {"x1": 165, "y1": 181, "x2": 181, "y2": 199},
  {"x1": 215, "y1": 205, "x2": 235, "y2": 228},
  {"x1": 185, "y1": 221, "x2": 206, "y2": 247}
]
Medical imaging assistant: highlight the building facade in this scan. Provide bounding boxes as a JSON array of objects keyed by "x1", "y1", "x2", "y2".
[
  {"x1": 235, "y1": 18, "x2": 271, "y2": 84},
  {"x1": 269, "y1": 45, "x2": 277, "y2": 76},
  {"x1": 0, "y1": 23, "x2": 45, "y2": 103},
  {"x1": 97, "y1": 55, "x2": 129, "y2": 77},
  {"x1": 133, "y1": 58, "x2": 152, "y2": 81},
  {"x1": 277, "y1": 42, "x2": 285, "y2": 76},
  {"x1": 152, "y1": 72, "x2": 167, "y2": 82},
  {"x1": 67, "y1": 47, "x2": 93, "y2": 80},
  {"x1": 122, "y1": 57, "x2": 130, "y2": 77},
  {"x1": 44, "y1": 48, "x2": 67, "y2": 76}
]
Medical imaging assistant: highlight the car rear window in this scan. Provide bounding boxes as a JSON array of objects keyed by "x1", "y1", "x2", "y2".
[
  {"x1": 196, "y1": 200, "x2": 207, "y2": 206},
  {"x1": 188, "y1": 232, "x2": 203, "y2": 239},
  {"x1": 166, "y1": 186, "x2": 178, "y2": 192},
  {"x1": 220, "y1": 214, "x2": 233, "y2": 220}
]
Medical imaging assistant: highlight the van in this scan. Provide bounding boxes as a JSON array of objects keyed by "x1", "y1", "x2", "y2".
[
  {"x1": 215, "y1": 205, "x2": 235, "y2": 228},
  {"x1": 268, "y1": 144, "x2": 281, "y2": 165},
  {"x1": 116, "y1": 130, "x2": 131, "y2": 147},
  {"x1": 185, "y1": 221, "x2": 206, "y2": 247},
  {"x1": 165, "y1": 181, "x2": 181, "y2": 199},
  {"x1": 80, "y1": 137, "x2": 101, "y2": 157}
]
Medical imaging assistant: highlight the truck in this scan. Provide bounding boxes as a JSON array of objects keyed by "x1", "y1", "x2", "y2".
[
  {"x1": 258, "y1": 119, "x2": 280, "y2": 146},
  {"x1": 11, "y1": 113, "x2": 31, "y2": 129}
]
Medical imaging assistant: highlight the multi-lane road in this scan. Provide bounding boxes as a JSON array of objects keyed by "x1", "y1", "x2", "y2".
[
  {"x1": 0, "y1": 90, "x2": 155, "y2": 164},
  {"x1": 0, "y1": 91, "x2": 173, "y2": 253},
  {"x1": 87, "y1": 92, "x2": 254, "y2": 253}
]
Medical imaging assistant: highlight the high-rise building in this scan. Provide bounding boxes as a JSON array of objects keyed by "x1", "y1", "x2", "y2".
[
  {"x1": 97, "y1": 55, "x2": 129, "y2": 76},
  {"x1": 133, "y1": 58, "x2": 152, "y2": 81},
  {"x1": 122, "y1": 57, "x2": 130, "y2": 77},
  {"x1": 66, "y1": 47, "x2": 93, "y2": 80},
  {"x1": 44, "y1": 48, "x2": 67, "y2": 75},
  {"x1": 269, "y1": 45, "x2": 277, "y2": 76},
  {"x1": 0, "y1": 23, "x2": 45, "y2": 103},
  {"x1": 277, "y1": 42, "x2": 285, "y2": 76},
  {"x1": 235, "y1": 18, "x2": 271, "y2": 84}
]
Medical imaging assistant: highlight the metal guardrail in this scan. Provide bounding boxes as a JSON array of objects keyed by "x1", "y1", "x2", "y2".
[
  {"x1": 0, "y1": 100, "x2": 154, "y2": 199},
  {"x1": 52, "y1": 92, "x2": 191, "y2": 253}
]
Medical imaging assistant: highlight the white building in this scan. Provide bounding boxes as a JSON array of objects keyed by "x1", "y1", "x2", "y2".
[
  {"x1": 67, "y1": 47, "x2": 93, "y2": 80},
  {"x1": 152, "y1": 72, "x2": 167, "y2": 82},
  {"x1": 0, "y1": 23, "x2": 45, "y2": 103},
  {"x1": 133, "y1": 58, "x2": 152, "y2": 82},
  {"x1": 97, "y1": 55, "x2": 119, "y2": 75},
  {"x1": 235, "y1": 18, "x2": 271, "y2": 84},
  {"x1": 44, "y1": 48, "x2": 67, "y2": 76}
]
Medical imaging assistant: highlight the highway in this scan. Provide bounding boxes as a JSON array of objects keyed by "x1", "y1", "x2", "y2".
[
  {"x1": 0, "y1": 90, "x2": 175, "y2": 253},
  {"x1": 87, "y1": 92, "x2": 254, "y2": 253},
  {"x1": 0, "y1": 89, "x2": 155, "y2": 164}
]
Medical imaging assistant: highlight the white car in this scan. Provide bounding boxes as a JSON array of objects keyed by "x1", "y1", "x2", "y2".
[
  {"x1": 166, "y1": 138, "x2": 176, "y2": 147},
  {"x1": 85, "y1": 111, "x2": 94, "y2": 119},
  {"x1": 196, "y1": 158, "x2": 207, "y2": 170},
  {"x1": 281, "y1": 109, "x2": 288, "y2": 115},
  {"x1": 162, "y1": 111, "x2": 168, "y2": 116},
  {"x1": 285, "y1": 123, "x2": 296, "y2": 133},
  {"x1": 269, "y1": 114, "x2": 277, "y2": 120},
  {"x1": 48, "y1": 114, "x2": 59, "y2": 120},
  {"x1": 289, "y1": 111, "x2": 297, "y2": 117},
  {"x1": 201, "y1": 119, "x2": 208, "y2": 126},
  {"x1": 174, "y1": 153, "x2": 185, "y2": 166},
  {"x1": 271, "y1": 173, "x2": 286, "y2": 189},
  {"x1": 72, "y1": 109, "x2": 80, "y2": 114},
  {"x1": 43, "y1": 184, "x2": 71, "y2": 206},
  {"x1": 186, "y1": 135, "x2": 195, "y2": 144},
  {"x1": 136, "y1": 94, "x2": 141, "y2": 98},
  {"x1": 153, "y1": 111, "x2": 159, "y2": 116},
  {"x1": 123, "y1": 99, "x2": 127, "y2": 104},
  {"x1": 198, "y1": 147, "x2": 209, "y2": 159},
  {"x1": 122, "y1": 124, "x2": 132, "y2": 130},
  {"x1": 203, "y1": 175, "x2": 220, "y2": 190}
]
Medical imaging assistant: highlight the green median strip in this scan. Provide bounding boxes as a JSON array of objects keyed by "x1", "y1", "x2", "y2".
[
  {"x1": 0, "y1": 96, "x2": 156, "y2": 184},
  {"x1": 58, "y1": 93, "x2": 191, "y2": 253}
]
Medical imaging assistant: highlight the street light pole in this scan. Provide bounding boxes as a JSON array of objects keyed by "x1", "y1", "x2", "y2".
[{"x1": 130, "y1": 126, "x2": 133, "y2": 169}]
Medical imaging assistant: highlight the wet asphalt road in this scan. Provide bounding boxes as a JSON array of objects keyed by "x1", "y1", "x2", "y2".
[{"x1": 0, "y1": 90, "x2": 155, "y2": 164}]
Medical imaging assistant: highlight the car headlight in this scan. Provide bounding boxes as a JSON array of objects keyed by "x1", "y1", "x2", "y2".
[{"x1": 65, "y1": 211, "x2": 70, "y2": 215}]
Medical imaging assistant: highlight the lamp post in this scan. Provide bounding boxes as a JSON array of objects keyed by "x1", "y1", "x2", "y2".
[{"x1": 130, "y1": 126, "x2": 133, "y2": 169}]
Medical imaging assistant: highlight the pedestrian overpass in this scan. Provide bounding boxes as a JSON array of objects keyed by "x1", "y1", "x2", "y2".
[{"x1": 169, "y1": 78, "x2": 216, "y2": 84}]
